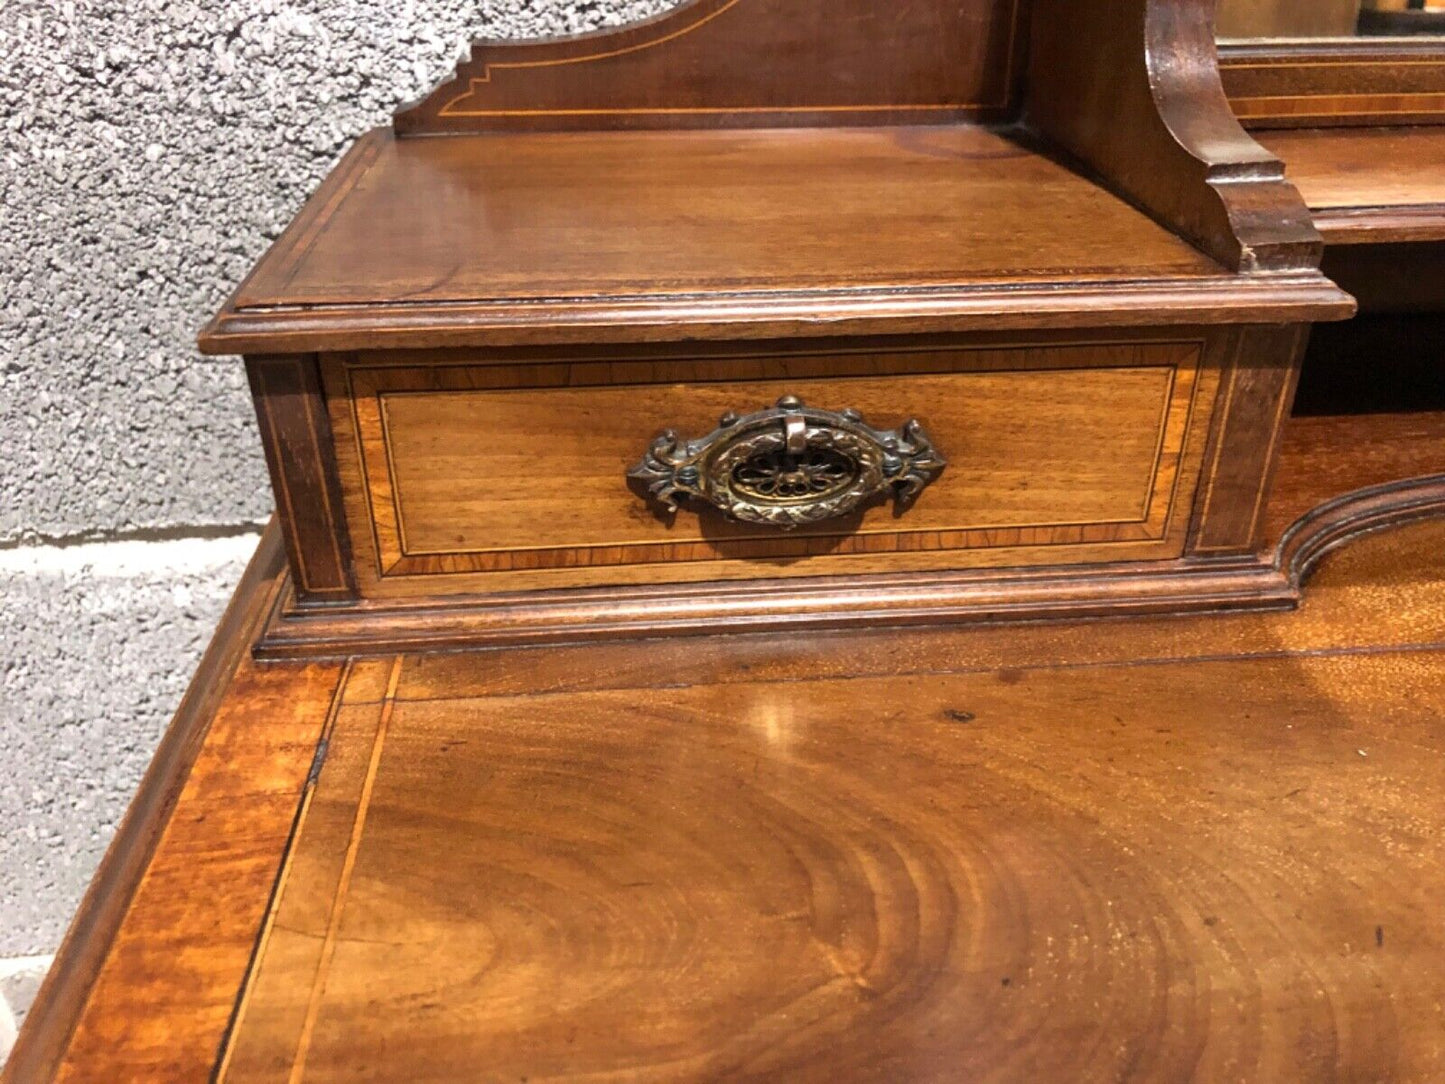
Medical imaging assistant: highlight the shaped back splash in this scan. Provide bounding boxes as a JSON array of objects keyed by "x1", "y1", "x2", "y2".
[{"x1": 397, "y1": 0, "x2": 1029, "y2": 133}]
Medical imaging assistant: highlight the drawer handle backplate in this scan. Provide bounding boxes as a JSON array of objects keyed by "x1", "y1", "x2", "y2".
[{"x1": 629, "y1": 396, "x2": 946, "y2": 529}]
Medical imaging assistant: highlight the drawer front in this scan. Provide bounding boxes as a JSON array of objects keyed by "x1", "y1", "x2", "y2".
[{"x1": 325, "y1": 340, "x2": 1217, "y2": 596}]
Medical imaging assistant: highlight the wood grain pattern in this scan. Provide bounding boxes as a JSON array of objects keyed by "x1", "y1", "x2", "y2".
[
  {"x1": 324, "y1": 341, "x2": 1211, "y2": 591},
  {"x1": 252, "y1": 405, "x2": 1445, "y2": 657},
  {"x1": 221, "y1": 530, "x2": 1445, "y2": 1081},
  {"x1": 47, "y1": 659, "x2": 346, "y2": 1084},
  {"x1": 1027, "y1": 0, "x2": 1327, "y2": 272},
  {"x1": 25, "y1": 518, "x2": 1445, "y2": 1082},
  {"x1": 1222, "y1": 41, "x2": 1445, "y2": 128},
  {"x1": 198, "y1": 127, "x2": 1352, "y2": 357},
  {"x1": 233, "y1": 127, "x2": 1220, "y2": 310},
  {"x1": 247, "y1": 356, "x2": 357, "y2": 602},
  {"x1": 1265, "y1": 411, "x2": 1445, "y2": 546},
  {"x1": 381, "y1": 519, "x2": 1445, "y2": 704},
  {"x1": 1, "y1": 526, "x2": 343, "y2": 1084},
  {"x1": 1188, "y1": 325, "x2": 1307, "y2": 555},
  {"x1": 396, "y1": 0, "x2": 1029, "y2": 133},
  {"x1": 200, "y1": 0, "x2": 1353, "y2": 362},
  {"x1": 1258, "y1": 127, "x2": 1445, "y2": 244}
]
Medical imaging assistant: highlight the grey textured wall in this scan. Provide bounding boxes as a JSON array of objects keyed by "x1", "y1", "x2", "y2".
[
  {"x1": 3, "y1": 0, "x2": 675, "y2": 542},
  {"x1": 0, "y1": 1, "x2": 678, "y2": 1038},
  {"x1": 1, "y1": 536, "x2": 260, "y2": 956}
]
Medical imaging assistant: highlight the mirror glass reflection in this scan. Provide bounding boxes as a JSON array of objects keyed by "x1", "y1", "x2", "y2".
[{"x1": 1217, "y1": 0, "x2": 1445, "y2": 40}]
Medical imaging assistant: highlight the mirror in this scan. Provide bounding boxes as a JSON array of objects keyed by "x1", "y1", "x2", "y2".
[{"x1": 1218, "y1": 0, "x2": 1445, "y2": 39}]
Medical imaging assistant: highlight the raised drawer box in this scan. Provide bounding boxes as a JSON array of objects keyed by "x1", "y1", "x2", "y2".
[
  {"x1": 193, "y1": 0, "x2": 1354, "y2": 658},
  {"x1": 322, "y1": 337, "x2": 1217, "y2": 597},
  {"x1": 240, "y1": 318, "x2": 1307, "y2": 656}
]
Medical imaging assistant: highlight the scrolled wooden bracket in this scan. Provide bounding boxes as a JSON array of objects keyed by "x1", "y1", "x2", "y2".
[
  {"x1": 1026, "y1": 0, "x2": 1330, "y2": 274},
  {"x1": 629, "y1": 396, "x2": 946, "y2": 529}
]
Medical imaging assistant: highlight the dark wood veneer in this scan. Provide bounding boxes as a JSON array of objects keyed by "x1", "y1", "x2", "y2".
[
  {"x1": 397, "y1": 0, "x2": 1032, "y2": 132},
  {"x1": 1029, "y1": 0, "x2": 1325, "y2": 272},
  {"x1": 246, "y1": 356, "x2": 357, "y2": 602},
  {"x1": 1188, "y1": 325, "x2": 1308, "y2": 554},
  {"x1": 1222, "y1": 40, "x2": 1445, "y2": 128}
]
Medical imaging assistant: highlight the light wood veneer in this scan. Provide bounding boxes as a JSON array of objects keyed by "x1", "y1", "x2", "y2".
[
  {"x1": 13, "y1": 517, "x2": 1445, "y2": 1082},
  {"x1": 328, "y1": 340, "x2": 1212, "y2": 593}
]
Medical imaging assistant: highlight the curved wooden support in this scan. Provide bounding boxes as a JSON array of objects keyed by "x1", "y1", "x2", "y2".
[
  {"x1": 1026, "y1": 0, "x2": 1325, "y2": 272},
  {"x1": 395, "y1": 0, "x2": 1027, "y2": 133},
  {"x1": 1279, "y1": 475, "x2": 1445, "y2": 588}
]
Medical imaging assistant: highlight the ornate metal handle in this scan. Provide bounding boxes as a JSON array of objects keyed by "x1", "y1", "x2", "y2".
[{"x1": 629, "y1": 396, "x2": 946, "y2": 529}]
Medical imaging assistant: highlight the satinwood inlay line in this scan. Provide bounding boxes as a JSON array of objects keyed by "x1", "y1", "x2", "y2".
[{"x1": 436, "y1": 0, "x2": 1027, "y2": 119}]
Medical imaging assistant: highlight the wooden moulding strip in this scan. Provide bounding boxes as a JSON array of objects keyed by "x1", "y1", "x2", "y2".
[
  {"x1": 252, "y1": 477, "x2": 1445, "y2": 660},
  {"x1": 198, "y1": 274, "x2": 1355, "y2": 356}
]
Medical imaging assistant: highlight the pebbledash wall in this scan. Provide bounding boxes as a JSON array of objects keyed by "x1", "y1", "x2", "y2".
[{"x1": 0, "y1": 0, "x2": 678, "y2": 1051}]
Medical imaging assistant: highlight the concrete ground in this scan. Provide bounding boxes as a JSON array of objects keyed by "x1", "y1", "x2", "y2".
[{"x1": 1, "y1": 0, "x2": 678, "y2": 1061}]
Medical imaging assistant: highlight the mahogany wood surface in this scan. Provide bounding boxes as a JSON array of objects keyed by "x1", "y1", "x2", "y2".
[
  {"x1": 1259, "y1": 126, "x2": 1445, "y2": 243},
  {"x1": 396, "y1": 0, "x2": 1030, "y2": 133},
  {"x1": 325, "y1": 339, "x2": 1213, "y2": 594},
  {"x1": 227, "y1": 127, "x2": 1214, "y2": 303},
  {"x1": 198, "y1": 125, "x2": 1349, "y2": 354},
  {"x1": 1187, "y1": 325, "x2": 1306, "y2": 554},
  {"x1": 253, "y1": 327, "x2": 1441, "y2": 660},
  {"x1": 1265, "y1": 411, "x2": 1445, "y2": 545},
  {"x1": 247, "y1": 408, "x2": 1445, "y2": 659},
  {"x1": 18, "y1": 519, "x2": 1445, "y2": 1082},
  {"x1": 247, "y1": 357, "x2": 357, "y2": 602},
  {"x1": 33, "y1": 4, "x2": 1445, "y2": 1078},
  {"x1": 199, "y1": 0, "x2": 1356, "y2": 642},
  {"x1": 1221, "y1": 41, "x2": 1445, "y2": 128},
  {"x1": 1, "y1": 527, "x2": 341, "y2": 1084},
  {"x1": 1027, "y1": 0, "x2": 1326, "y2": 273}
]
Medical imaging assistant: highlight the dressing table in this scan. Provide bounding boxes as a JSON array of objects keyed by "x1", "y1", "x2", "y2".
[{"x1": 9, "y1": 1, "x2": 1445, "y2": 1080}]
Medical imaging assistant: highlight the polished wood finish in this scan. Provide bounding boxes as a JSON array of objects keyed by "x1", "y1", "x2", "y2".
[
  {"x1": 27, "y1": 5, "x2": 1444, "y2": 1080},
  {"x1": 1188, "y1": 325, "x2": 1306, "y2": 554},
  {"x1": 1265, "y1": 411, "x2": 1445, "y2": 546},
  {"x1": 247, "y1": 402, "x2": 1445, "y2": 658},
  {"x1": 1221, "y1": 40, "x2": 1445, "y2": 128},
  {"x1": 198, "y1": 126, "x2": 1349, "y2": 358},
  {"x1": 200, "y1": 0, "x2": 1353, "y2": 359},
  {"x1": 397, "y1": 0, "x2": 1029, "y2": 133},
  {"x1": 247, "y1": 356, "x2": 357, "y2": 601},
  {"x1": 17, "y1": 519, "x2": 1445, "y2": 1082},
  {"x1": 1258, "y1": 127, "x2": 1445, "y2": 243},
  {"x1": 1027, "y1": 0, "x2": 1325, "y2": 272},
  {"x1": 238, "y1": 129, "x2": 1229, "y2": 303},
  {"x1": 327, "y1": 339, "x2": 1213, "y2": 593},
  {"x1": 1, "y1": 527, "x2": 335, "y2": 1084},
  {"x1": 196, "y1": 0, "x2": 1374, "y2": 654}
]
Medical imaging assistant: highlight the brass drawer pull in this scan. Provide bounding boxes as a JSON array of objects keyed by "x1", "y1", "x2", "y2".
[{"x1": 629, "y1": 396, "x2": 946, "y2": 529}]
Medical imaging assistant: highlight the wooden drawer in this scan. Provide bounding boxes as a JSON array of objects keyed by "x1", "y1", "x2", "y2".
[{"x1": 322, "y1": 338, "x2": 1219, "y2": 597}]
